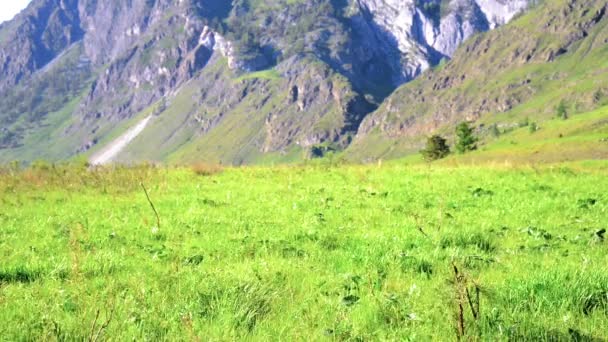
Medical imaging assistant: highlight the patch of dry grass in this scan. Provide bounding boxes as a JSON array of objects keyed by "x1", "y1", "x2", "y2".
[{"x1": 190, "y1": 162, "x2": 224, "y2": 176}]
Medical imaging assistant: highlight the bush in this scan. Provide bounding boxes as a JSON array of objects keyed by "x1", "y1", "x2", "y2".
[
  {"x1": 309, "y1": 144, "x2": 336, "y2": 159},
  {"x1": 491, "y1": 124, "x2": 501, "y2": 138},
  {"x1": 529, "y1": 122, "x2": 539, "y2": 133},
  {"x1": 556, "y1": 100, "x2": 568, "y2": 120},
  {"x1": 420, "y1": 135, "x2": 450, "y2": 161},
  {"x1": 455, "y1": 122, "x2": 478, "y2": 154}
]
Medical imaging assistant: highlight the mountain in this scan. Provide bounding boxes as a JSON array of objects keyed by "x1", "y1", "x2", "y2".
[
  {"x1": 349, "y1": 0, "x2": 608, "y2": 161},
  {"x1": 0, "y1": 0, "x2": 564, "y2": 165}
]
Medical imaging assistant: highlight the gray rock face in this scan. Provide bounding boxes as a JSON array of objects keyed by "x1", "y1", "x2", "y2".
[
  {"x1": 199, "y1": 26, "x2": 270, "y2": 72},
  {"x1": 476, "y1": 0, "x2": 531, "y2": 28},
  {"x1": 0, "y1": 0, "x2": 530, "y2": 163},
  {"x1": 0, "y1": 0, "x2": 83, "y2": 92},
  {"x1": 354, "y1": 0, "x2": 529, "y2": 85},
  {"x1": 77, "y1": 0, "x2": 174, "y2": 64},
  {"x1": 0, "y1": 0, "x2": 529, "y2": 94}
]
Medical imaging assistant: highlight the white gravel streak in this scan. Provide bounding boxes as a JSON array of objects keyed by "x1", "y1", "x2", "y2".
[{"x1": 89, "y1": 116, "x2": 153, "y2": 165}]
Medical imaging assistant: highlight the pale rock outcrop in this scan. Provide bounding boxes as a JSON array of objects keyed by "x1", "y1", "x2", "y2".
[
  {"x1": 355, "y1": 0, "x2": 529, "y2": 85},
  {"x1": 477, "y1": 0, "x2": 530, "y2": 28},
  {"x1": 199, "y1": 26, "x2": 237, "y2": 68}
]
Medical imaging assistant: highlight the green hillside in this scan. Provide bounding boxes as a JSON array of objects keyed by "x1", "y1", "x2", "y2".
[
  {"x1": 381, "y1": 105, "x2": 608, "y2": 166},
  {"x1": 350, "y1": 0, "x2": 608, "y2": 162}
]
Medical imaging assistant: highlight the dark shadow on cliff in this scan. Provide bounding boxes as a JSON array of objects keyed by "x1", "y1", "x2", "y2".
[
  {"x1": 197, "y1": 1, "x2": 233, "y2": 21},
  {"x1": 323, "y1": 0, "x2": 446, "y2": 102}
]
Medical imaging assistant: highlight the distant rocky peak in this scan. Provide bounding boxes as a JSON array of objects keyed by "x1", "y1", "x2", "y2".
[
  {"x1": 476, "y1": 0, "x2": 530, "y2": 28},
  {"x1": 0, "y1": 0, "x2": 536, "y2": 164},
  {"x1": 354, "y1": 0, "x2": 530, "y2": 85}
]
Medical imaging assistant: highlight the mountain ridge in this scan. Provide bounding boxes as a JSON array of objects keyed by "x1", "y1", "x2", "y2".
[
  {"x1": 348, "y1": 0, "x2": 608, "y2": 161},
  {"x1": 5, "y1": 0, "x2": 587, "y2": 165}
]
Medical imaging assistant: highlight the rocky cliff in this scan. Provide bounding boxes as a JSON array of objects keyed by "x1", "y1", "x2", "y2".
[
  {"x1": 349, "y1": 0, "x2": 608, "y2": 161},
  {"x1": 0, "y1": 0, "x2": 530, "y2": 164},
  {"x1": 353, "y1": 0, "x2": 529, "y2": 85}
]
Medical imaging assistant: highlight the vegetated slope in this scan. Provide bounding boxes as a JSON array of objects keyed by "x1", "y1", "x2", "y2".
[
  {"x1": 0, "y1": 0, "x2": 529, "y2": 164},
  {"x1": 349, "y1": 0, "x2": 608, "y2": 161},
  {"x1": 105, "y1": 55, "x2": 375, "y2": 165},
  {"x1": 0, "y1": 42, "x2": 94, "y2": 161},
  {"x1": 432, "y1": 104, "x2": 608, "y2": 165}
]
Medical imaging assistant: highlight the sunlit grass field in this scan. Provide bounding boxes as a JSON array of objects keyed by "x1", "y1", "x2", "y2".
[{"x1": 0, "y1": 162, "x2": 607, "y2": 340}]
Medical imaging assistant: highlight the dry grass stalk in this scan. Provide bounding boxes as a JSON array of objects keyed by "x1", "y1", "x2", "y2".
[
  {"x1": 452, "y1": 262, "x2": 481, "y2": 340},
  {"x1": 140, "y1": 182, "x2": 161, "y2": 229}
]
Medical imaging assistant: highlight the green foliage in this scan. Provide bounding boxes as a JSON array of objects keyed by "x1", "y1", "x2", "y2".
[
  {"x1": 308, "y1": 143, "x2": 338, "y2": 159},
  {"x1": 556, "y1": 99, "x2": 569, "y2": 120},
  {"x1": 415, "y1": 0, "x2": 449, "y2": 25},
  {"x1": 529, "y1": 122, "x2": 539, "y2": 133},
  {"x1": 420, "y1": 135, "x2": 450, "y2": 161},
  {"x1": 234, "y1": 69, "x2": 281, "y2": 82},
  {"x1": 0, "y1": 43, "x2": 92, "y2": 149},
  {"x1": 491, "y1": 124, "x2": 501, "y2": 138},
  {"x1": 455, "y1": 122, "x2": 478, "y2": 154},
  {"x1": 221, "y1": 0, "x2": 341, "y2": 61}
]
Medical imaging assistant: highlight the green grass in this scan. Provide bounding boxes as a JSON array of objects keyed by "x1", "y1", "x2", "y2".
[
  {"x1": 234, "y1": 69, "x2": 282, "y2": 82},
  {"x1": 349, "y1": 104, "x2": 608, "y2": 166},
  {"x1": 437, "y1": 105, "x2": 608, "y2": 165},
  {"x1": 0, "y1": 161, "x2": 607, "y2": 340}
]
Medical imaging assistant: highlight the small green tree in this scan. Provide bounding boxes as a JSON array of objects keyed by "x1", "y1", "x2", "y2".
[
  {"x1": 455, "y1": 122, "x2": 478, "y2": 154},
  {"x1": 529, "y1": 122, "x2": 539, "y2": 133},
  {"x1": 491, "y1": 124, "x2": 501, "y2": 138},
  {"x1": 421, "y1": 135, "x2": 450, "y2": 161},
  {"x1": 556, "y1": 100, "x2": 568, "y2": 120}
]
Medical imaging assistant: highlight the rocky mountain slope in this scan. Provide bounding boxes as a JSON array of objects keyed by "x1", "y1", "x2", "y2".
[
  {"x1": 0, "y1": 0, "x2": 532, "y2": 164},
  {"x1": 349, "y1": 0, "x2": 608, "y2": 161}
]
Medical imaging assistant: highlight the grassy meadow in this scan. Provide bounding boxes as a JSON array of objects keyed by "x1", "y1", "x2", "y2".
[{"x1": 0, "y1": 161, "x2": 607, "y2": 340}]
